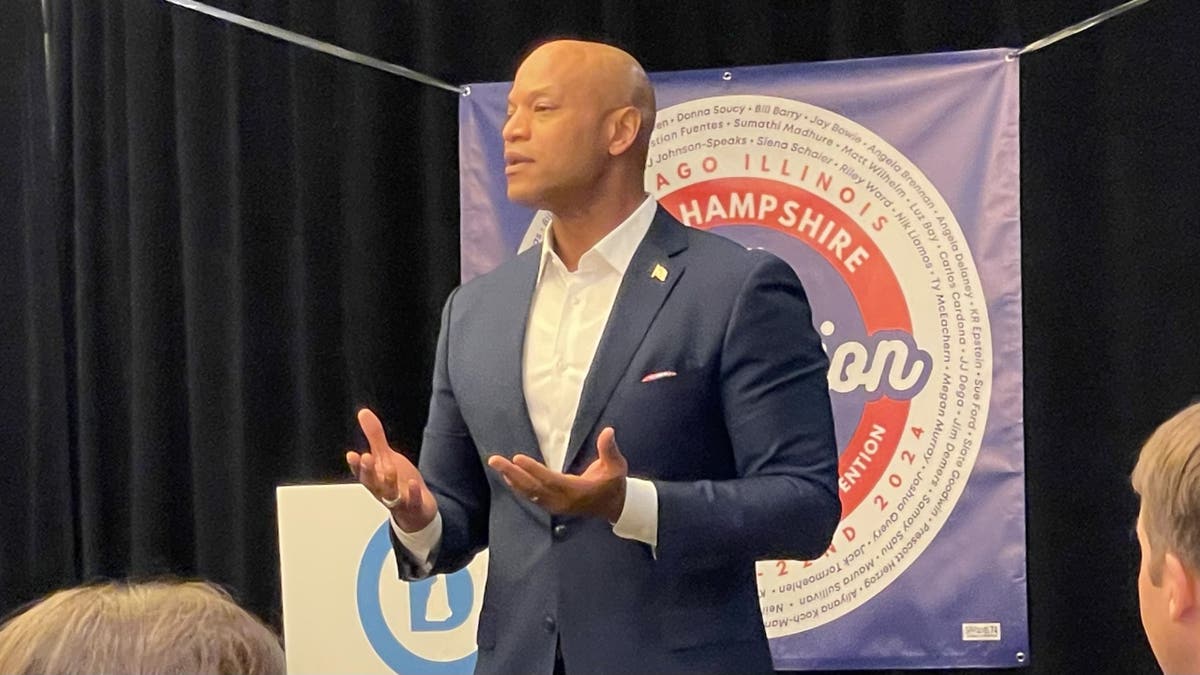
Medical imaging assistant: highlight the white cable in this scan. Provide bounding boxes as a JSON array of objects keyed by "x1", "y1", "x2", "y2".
[
  {"x1": 1008, "y1": 0, "x2": 1154, "y2": 60},
  {"x1": 164, "y1": 0, "x2": 467, "y2": 94}
]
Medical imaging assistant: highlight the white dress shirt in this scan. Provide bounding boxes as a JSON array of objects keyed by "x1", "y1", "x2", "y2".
[{"x1": 393, "y1": 196, "x2": 661, "y2": 570}]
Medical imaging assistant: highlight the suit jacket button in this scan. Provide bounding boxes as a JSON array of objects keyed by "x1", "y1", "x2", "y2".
[
  {"x1": 543, "y1": 615, "x2": 556, "y2": 633},
  {"x1": 552, "y1": 524, "x2": 567, "y2": 540}
]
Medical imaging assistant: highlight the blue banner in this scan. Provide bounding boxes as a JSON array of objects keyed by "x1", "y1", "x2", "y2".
[{"x1": 459, "y1": 48, "x2": 1027, "y2": 670}]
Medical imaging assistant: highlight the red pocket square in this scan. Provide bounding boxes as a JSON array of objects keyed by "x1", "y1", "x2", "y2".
[{"x1": 640, "y1": 370, "x2": 678, "y2": 383}]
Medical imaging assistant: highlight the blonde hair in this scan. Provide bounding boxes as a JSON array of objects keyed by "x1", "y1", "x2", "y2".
[
  {"x1": 0, "y1": 580, "x2": 285, "y2": 675},
  {"x1": 1132, "y1": 402, "x2": 1200, "y2": 583}
]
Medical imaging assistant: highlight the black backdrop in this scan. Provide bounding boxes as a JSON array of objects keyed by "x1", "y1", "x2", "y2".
[{"x1": 3, "y1": 0, "x2": 1198, "y2": 673}]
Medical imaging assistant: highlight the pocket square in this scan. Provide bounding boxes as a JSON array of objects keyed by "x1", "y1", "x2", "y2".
[{"x1": 640, "y1": 370, "x2": 678, "y2": 383}]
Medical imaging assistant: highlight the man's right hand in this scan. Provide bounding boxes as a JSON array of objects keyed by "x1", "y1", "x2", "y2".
[{"x1": 347, "y1": 408, "x2": 438, "y2": 533}]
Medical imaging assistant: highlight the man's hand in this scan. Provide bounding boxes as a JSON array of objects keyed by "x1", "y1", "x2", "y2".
[
  {"x1": 346, "y1": 408, "x2": 438, "y2": 532},
  {"x1": 487, "y1": 426, "x2": 628, "y2": 522}
]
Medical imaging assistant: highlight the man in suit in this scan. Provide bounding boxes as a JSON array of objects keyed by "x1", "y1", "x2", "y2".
[
  {"x1": 347, "y1": 39, "x2": 840, "y2": 674},
  {"x1": 1132, "y1": 402, "x2": 1200, "y2": 674}
]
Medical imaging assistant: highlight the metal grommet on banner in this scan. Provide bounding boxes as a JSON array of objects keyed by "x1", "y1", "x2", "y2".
[
  {"x1": 1015, "y1": 652, "x2": 1027, "y2": 664},
  {"x1": 721, "y1": 71, "x2": 733, "y2": 81},
  {"x1": 461, "y1": 85, "x2": 472, "y2": 97}
]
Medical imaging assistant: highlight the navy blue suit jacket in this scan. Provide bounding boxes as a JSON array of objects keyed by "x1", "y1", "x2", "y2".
[{"x1": 393, "y1": 208, "x2": 840, "y2": 674}]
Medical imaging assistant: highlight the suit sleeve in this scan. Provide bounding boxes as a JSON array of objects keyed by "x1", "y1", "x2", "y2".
[
  {"x1": 390, "y1": 287, "x2": 491, "y2": 578},
  {"x1": 654, "y1": 252, "x2": 841, "y2": 571}
]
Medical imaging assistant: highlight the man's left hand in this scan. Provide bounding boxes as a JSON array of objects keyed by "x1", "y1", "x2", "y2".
[{"x1": 487, "y1": 426, "x2": 628, "y2": 522}]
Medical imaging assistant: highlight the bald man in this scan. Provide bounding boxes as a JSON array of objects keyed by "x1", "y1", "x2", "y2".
[{"x1": 348, "y1": 40, "x2": 840, "y2": 674}]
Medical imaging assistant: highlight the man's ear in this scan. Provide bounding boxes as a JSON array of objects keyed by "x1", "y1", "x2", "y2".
[
  {"x1": 1163, "y1": 552, "x2": 1197, "y2": 621},
  {"x1": 606, "y1": 107, "x2": 641, "y2": 157}
]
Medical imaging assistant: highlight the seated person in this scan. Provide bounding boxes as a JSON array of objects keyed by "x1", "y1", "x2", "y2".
[
  {"x1": 1131, "y1": 402, "x2": 1200, "y2": 674},
  {"x1": 0, "y1": 579, "x2": 284, "y2": 674}
]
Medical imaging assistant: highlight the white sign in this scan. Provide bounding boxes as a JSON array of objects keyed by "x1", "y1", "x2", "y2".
[{"x1": 277, "y1": 484, "x2": 489, "y2": 674}]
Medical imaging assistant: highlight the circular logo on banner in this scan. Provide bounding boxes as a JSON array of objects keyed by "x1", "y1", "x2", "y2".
[
  {"x1": 645, "y1": 96, "x2": 992, "y2": 635},
  {"x1": 356, "y1": 522, "x2": 488, "y2": 673}
]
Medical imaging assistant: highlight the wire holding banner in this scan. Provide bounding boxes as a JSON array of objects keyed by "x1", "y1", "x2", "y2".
[
  {"x1": 162, "y1": 0, "x2": 467, "y2": 94},
  {"x1": 1008, "y1": 0, "x2": 1153, "y2": 60},
  {"x1": 166, "y1": 0, "x2": 1154, "y2": 91}
]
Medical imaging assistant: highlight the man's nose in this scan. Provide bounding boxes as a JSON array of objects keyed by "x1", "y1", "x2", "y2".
[{"x1": 502, "y1": 110, "x2": 528, "y2": 142}]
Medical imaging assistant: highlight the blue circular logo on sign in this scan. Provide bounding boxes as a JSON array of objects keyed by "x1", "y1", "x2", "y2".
[{"x1": 356, "y1": 522, "x2": 478, "y2": 674}]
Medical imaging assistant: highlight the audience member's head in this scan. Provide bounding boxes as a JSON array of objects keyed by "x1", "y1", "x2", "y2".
[
  {"x1": 0, "y1": 579, "x2": 285, "y2": 675},
  {"x1": 1132, "y1": 402, "x2": 1200, "y2": 674}
]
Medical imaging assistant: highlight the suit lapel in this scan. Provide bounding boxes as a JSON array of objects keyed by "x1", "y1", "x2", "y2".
[
  {"x1": 496, "y1": 248, "x2": 544, "y2": 464},
  {"x1": 562, "y1": 209, "x2": 688, "y2": 471}
]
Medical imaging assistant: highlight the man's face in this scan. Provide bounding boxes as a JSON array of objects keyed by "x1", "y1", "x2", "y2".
[{"x1": 502, "y1": 45, "x2": 612, "y2": 210}]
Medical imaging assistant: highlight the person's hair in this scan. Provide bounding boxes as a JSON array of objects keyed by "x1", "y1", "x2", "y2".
[
  {"x1": 1132, "y1": 402, "x2": 1200, "y2": 584},
  {"x1": 0, "y1": 579, "x2": 285, "y2": 675}
]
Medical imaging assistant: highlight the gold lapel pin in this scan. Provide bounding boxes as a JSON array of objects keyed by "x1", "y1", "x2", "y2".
[{"x1": 651, "y1": 263, "x2": 668, "y2": 282}]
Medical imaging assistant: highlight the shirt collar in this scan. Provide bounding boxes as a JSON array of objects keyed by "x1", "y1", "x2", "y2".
[{"x1": 537, "y1": 195, "x2": 657, "y2": 283}]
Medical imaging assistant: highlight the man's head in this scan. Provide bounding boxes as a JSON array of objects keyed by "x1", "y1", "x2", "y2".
[
  {"x1": 502, "y1": 39, "x2": 655, "y2": 213},
  {"x1": 1132, "y1": 402, "x2": 1200, "y2": 673},
  {"x1": 0, "y1": 579, "x2": 286, "y2": 674}
]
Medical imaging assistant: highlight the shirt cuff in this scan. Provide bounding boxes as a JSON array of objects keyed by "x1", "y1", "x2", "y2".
[
  {"x1": 390, "y1": 511, "x2": 443, "y2": 576},
  {"x1": 611, "y1": 477, "x2": 658, "y2": 549}
]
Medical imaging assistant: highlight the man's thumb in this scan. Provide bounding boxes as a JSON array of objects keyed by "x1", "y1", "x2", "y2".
[
  {"x1": 357, "y1": 408, "x2": 391, "y2": 455},
  {"x1": 597, "y1": 427, "x2": 623, "y2": 463}
]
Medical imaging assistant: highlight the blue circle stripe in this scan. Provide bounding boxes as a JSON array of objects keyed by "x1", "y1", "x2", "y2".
[{"x1": 356, "y1": 522, "x2": 478, "y2": 674}]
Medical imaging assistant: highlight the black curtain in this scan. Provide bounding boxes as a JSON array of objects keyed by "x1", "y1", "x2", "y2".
[
  {"x1": 3, "y1": 0, "x2": 1198, "y2": 673},
  {"x1": 0, "y1": 0, "x2": 76, "y2": 614}
]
